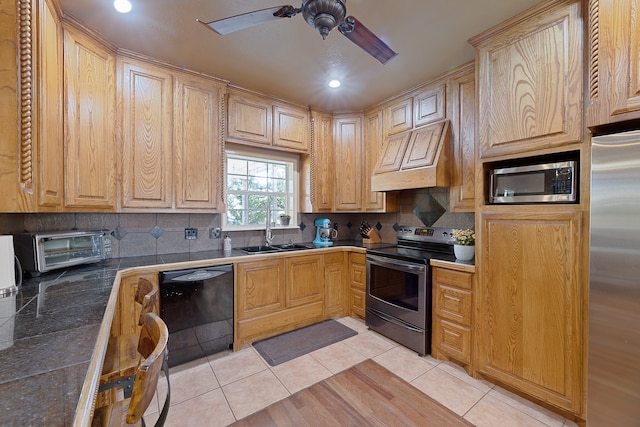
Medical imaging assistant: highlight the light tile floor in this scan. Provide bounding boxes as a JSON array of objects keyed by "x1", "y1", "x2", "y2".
[{"x1": 144, "y1": 317, "x2": 580, "y2": 427}]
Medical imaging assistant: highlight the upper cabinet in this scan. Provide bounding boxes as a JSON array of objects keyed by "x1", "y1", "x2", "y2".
[
  {"x1": 586, "y1": 0, "x2": 640, "y2": 127},
  {"x1": 227, "y1": 88, "x2": 309, "y2": 154},
  {"x1": 63, "y1": 21, "x2": 117, "y2": 210},
  {"x1": 35, "y1": 0, "x2": 64, "y2": 210},
  {"x1": 173, "y1": 73, "x2": 225, "y2": 210},
  {"x1": 414, "y1": 84, "x2": 446, "y2": 128},
  {"x1": 384, "y1": 96, "x2": 413, "y2": 136},
  {"x1": 449, "y1": 63, "x2": 476, "y2": 212},
  {"x1": 470, "y1": 0, "x2": 583, "y2": 159},
  {"x1": 333, "y1": 114, "x2": 363, "y2": 212},
  {"x1": 119, "y1": 54, "x2": 227, "y2": 212},
  {"x1": 120, "y1": 56, "x2": 173, "y2": 210},
  {"x1": 302, "y1": 110, "x2": 334, "y2": 212}
]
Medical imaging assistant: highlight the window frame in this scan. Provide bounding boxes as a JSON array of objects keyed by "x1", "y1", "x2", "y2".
[{"x1": 223, "y1": 145, "x2": 299, "y2": 231}]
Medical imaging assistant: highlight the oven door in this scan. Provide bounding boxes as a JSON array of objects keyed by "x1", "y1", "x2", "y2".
[{"x1": 366, "y1": 254, "x2": 428, "y2": 329}]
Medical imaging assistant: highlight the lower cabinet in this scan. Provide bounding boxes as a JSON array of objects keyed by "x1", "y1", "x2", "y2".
[
  {"x1": 431, "y1": 264, "x2": 475, "y2": 375},
  {"x1": 324, "y1": 252, "x2": 347, "y2": 318},
  {"x1": 349, "y1": 252, "x2": 367, "y2": 318},
  {"x1": 235, "y1": 254, "x2": 325, "y2": 348},
  {"x1": 476, "y1": 210, "x2": 584, "y2": 415}
]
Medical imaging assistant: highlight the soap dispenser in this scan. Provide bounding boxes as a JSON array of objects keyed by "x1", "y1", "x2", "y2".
[{"x1": 223, "y1": 234, "x2": 232, "y2": 251}]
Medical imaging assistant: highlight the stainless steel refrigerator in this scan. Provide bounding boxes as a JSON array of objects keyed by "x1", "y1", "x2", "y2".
[{"x1": 588, "y1": 130, "x2": 640, "y2": 426}]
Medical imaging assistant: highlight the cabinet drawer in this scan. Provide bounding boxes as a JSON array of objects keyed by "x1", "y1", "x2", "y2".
[
  {"x1": 433, "y1": 267, "x2": 473, "y2": 290},
  {"x1": 434, "y1": 284, "x2": 472, "y2": 326},
  {"x1": 433, "y1": 318, "x2": 471, "y2": 364},
  {"x1": 325, "y1": 252, "x2": 344, "y2": 264}
]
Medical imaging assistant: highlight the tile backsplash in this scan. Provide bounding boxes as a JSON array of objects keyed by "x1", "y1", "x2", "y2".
[{"x1": 0, "y1": 187, "x2": 474, "y2": 258}]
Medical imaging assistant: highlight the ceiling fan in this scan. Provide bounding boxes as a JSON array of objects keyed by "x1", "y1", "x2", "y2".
[{"x1": 197, "y1": 0, "x2": 397, "y2": 64}]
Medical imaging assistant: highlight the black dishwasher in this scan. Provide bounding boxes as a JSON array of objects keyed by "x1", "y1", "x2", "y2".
[{"x1": 159, "y1": 264, "x2": 233, "y2": 367}]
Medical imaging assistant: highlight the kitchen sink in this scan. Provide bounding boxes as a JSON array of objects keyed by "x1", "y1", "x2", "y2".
[
  {"x1": 271, "y1": 243, "x2": 313, "y2": 251},
  {"x1": 235, "y1": 243, "x2": 313, "y2": 254}
]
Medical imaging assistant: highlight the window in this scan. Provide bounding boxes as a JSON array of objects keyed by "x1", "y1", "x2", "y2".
[{"x1": 224, "y1": 149, "x2": 298, "y2": 230}]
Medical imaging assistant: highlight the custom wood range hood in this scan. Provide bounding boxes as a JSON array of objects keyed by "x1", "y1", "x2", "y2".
[{"x1": 371, "y1": 120, "x2": 451, "y2": 191}]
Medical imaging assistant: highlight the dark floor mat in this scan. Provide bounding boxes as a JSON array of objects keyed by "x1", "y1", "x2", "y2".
[{"x1": 252, "y1": 319, "x2": 358, "y2": 366}]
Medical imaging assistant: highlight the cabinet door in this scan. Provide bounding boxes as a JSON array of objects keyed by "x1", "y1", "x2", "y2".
[
  {"x1": 384, "y1": 96, "x2": 413, "y2": 136},
  {"x1": 349, "y1": 253, "x2": 366, "y2": 318},
  {"x1": 273, "y1": 103, "x2": 309, "y2": 152},
  {"x1": 236, "y1": 259, "x2": 286, "y2": 320},
  {"x1": 286, "y1": 254, "x2": 324, "y2": 308},
  {"x1": 472, "y1": 0, "x2": 583, "y2": 158},
  {"x1": 36, "y1": 0, "x2": 63, "y2": 209},
  {"x1": 306, "y1": 110, "x2": 334, "y2": 212},
  {"x1": 400, "y1": 121, "x2": 445, "y2": 170},
  {"x1": 174, "y1": 74, "x2": 225, "y2": 210},
  {"x1": 120, "y1": 58, "x2": 173, "y2": 209},
  {"x1": 363, "y1": 109, "x2": 386, "y2": 211},
  {"x1": 477, "y1": 210, "x2": 583, "y2": 413},
  {"x1": 586, "y1": 0, "x2": 640, "y2": 126},
  {"x1": 227, "y1": 92, "x2": 272, "y2": 146},
  {"x1": 324, "y1": 252, "x2": 346, "y2": 317},
  {"x1": 63, "y1": 26, "x2": 116, "y2": 209},
  {"x1": 333, "y1": 115, "x2": 362, "y2": 211},
  {"x1": 449, "y1": 64, "x2": 476, "y2": 212},
  {"x1": 414, "y1": 83, "x2": 446, "y2": 128}
]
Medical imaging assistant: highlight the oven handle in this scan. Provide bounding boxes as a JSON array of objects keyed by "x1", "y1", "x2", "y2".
[
  {"x1": 366, "y1": 254, "x2": 426, "y2": 273},
  {"x1": 368, "y1": 308, "x2": 424, "y2": 333}
]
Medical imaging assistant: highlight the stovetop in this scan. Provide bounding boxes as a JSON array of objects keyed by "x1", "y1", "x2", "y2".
[{"x1": 366, "y1": 226, "x2": 456, "y2": 264}]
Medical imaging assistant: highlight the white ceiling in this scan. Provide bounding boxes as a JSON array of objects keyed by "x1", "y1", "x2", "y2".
[{"x1": 57, "y1": 0, "x2": 542, "y2": 112}]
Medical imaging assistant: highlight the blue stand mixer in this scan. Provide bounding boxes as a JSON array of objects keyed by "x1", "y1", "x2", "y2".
[{"x1": 312, "y1": 218, "x2": 337, "y2": 247}]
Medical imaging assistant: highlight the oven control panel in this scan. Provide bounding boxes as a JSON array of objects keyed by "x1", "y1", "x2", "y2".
[{"x1": 396, "y1": 226, "x2": 455, "y2": 244}]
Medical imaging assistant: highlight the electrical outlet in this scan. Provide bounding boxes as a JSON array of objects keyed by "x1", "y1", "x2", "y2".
[
  {"x1": 210, "y1": 227, "x2": 221, "y2": 239},
  {"x1": 184, "y1": 228, "x2": 198, "y2": 240}
]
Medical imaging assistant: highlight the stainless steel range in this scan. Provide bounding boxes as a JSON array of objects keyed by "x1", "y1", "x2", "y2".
[{"x1": 365, "y1": 226, "x2": 456, "y2": 356}]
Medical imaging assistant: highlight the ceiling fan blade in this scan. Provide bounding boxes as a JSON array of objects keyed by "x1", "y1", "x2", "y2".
[
  {"x1": 338, "y1": 16, "x2": 397, "y2": 64},
  {"x1": 198, "y1": 5, "x2": 297, "y2": 35}
]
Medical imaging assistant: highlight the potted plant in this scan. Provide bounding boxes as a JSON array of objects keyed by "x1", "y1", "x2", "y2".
[
  {"x1": 451, "y1": 229, "x2": 475, "y2": 261},
  {"x1": 279, "y1": 213, "x2": 291, "y2": 226}
]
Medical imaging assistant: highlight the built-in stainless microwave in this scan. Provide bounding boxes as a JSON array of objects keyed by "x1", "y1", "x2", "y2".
[
  {"x1": 13, "y1": 230, "x2": 111, "y2": 275},
  {"x1": 489, "y1": 160, "x2": 577, "y2": 204}
]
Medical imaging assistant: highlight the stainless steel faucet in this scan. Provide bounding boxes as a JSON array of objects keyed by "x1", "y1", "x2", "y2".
[{"x1": 265, "y1": 200, "x2": 273, "y2": 247}]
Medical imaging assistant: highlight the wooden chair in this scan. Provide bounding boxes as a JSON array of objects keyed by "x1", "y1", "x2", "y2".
[
  {"x1": 94, "y1": 312, "x2": 171, "y2": 426},
  {"x1": 135, "y1": 278, "x2": 159, "y2": 326}
]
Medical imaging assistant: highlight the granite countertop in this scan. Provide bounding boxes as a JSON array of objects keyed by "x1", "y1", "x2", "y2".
[{"x1": 0, "y1": 242, "x2": 381, "y2": 425}]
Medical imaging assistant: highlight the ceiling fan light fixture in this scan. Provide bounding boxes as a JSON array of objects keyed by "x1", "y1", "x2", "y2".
[{"x1": 302, "y1": 0, "x2": 347, "y2": 40}]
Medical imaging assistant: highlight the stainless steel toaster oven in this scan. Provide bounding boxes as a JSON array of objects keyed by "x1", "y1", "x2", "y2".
[{"x1": 13, "y1": 230, "x2": 111, "y2": 275}]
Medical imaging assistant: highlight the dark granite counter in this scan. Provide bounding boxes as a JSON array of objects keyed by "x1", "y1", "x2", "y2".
[{"x1": 0, "y1": 243, "x2": 379, "y2": 426}]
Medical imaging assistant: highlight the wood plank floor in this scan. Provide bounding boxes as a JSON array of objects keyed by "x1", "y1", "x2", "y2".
[{"x1": 232, "y1": 359, "x2": 474, "y2": 426}]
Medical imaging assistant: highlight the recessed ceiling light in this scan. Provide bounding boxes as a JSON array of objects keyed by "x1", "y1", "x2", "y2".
[
  {"x1": 328, "y1": 79, "x2": 341, "y2": 88},
  {"x1": 113, "y1": 0, "x2": 132, "y2": 13}
]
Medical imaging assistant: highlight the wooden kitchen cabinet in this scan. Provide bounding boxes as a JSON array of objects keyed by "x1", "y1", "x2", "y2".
[
  {"x1": 363, "y1": 109, "x2": 397, "y2": 212},
  {"x1": 35, "y1": 0, "x2": 64, "y2": 209},
  {"x1": 285, "y1": 254, "x2": 324, "y2": 308},
  {"x1": 63, "y1": 23, "x2": 117, "y2": 210},
  {"x1": 431, "y1": 264, "x2": 475, "y2": 375},
  {"x1": 586, "y1": 0, "x2": 640, "y2": 127},
  {"x1": 349, "y1": 252, "x2": 367, "y2": 319},
  {"x1": 413, "y1": 83, "x2": 446, "y2": 128},
  {"x1": 470, "y1": 0, "x2": 583, "y2": 159},
  {"x1": 475, "y1": 210, "x2": 583, "y2": 414},
  {"x1": 119, "y1": 56, "x2": 173, "y2": 210},
  {"x1": 236, "y1": 258, "x2": 286, "y2": 321},
  {"x1": 227, "y1": 89, "x2": 309, "y2": 153},
  {"x1": 333, "y1": 114, "x2": 363, "y2": 211},
  {"x1": 384, "y1": 96, "x2": 413, "y2": 136},
  {"x1": 448, "y1": 62, "x2": 476, "y2": 212},
  {"x1": 301, "y1": 110, "x2": 334, "y2": 212},
  {"x1": 173, "y1": 73, "x2": 226, "y2": 211},
  {"x1": 235, "y1": 254, "x2": 325, "y2": 348},
  {"x1": 324, "y1": 252, "x2": 347, "y2": 318}
]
